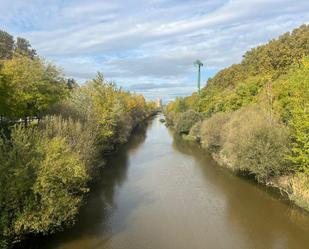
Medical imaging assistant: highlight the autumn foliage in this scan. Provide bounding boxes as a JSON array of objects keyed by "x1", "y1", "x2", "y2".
[
  {"x1": 0, "y1": 31, "x2": 155, "y2": 248},
  {"x1": 165, "y1": 25, "x2": 309, "y2": 209}
]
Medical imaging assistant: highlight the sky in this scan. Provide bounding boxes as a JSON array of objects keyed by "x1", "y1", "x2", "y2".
[{"x1": 0, "y1": 0, "x2": 309, "y2": 102}]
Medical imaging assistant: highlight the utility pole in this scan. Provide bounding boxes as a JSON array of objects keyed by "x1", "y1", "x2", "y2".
[{"x1": 194, "y1": 60, "x2": 203, "y2": 94}]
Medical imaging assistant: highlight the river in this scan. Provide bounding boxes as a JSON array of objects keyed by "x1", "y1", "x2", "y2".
[{"x1": 38, "y1": 115, "x2": 309, "y2": 249}]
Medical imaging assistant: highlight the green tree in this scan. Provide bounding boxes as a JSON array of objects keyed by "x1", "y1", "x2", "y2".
[
  {"x1": 0, "y1": 126, "x2": 89, "y2": 245},
  {"x1": 0, "y1": 30, "x2": 14, "y2": 60},
  {"x1": 15, "y1": 37, "x2": 36, "y2": 59},
  {"x1": 0, "y1": 72, "x2": 11, "y2": 118},
  {"x1": 1, "y1": 55, "x2": 67, "y2": 120},
  {"x1": 286, "y1": 59, "x2": 309, "y2": 173}
]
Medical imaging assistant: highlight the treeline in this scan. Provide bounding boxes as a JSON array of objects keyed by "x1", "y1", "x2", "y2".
[
  {"x1": 165, "y1": 25, "x2": 309, "y2": 210},
  {"x1": 0, "y1": 30, "x2": 156, "y2": 248}
]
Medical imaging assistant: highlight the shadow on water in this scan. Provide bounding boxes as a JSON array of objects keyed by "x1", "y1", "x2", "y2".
[
  {"x1": 172, "y1": 133, "x2": 309, "y2": 249},
  {"x1": 23, "y1": 117, "x2": 309, "y2": 249},
  {"x1": 30, "y1": 122, "x2": 150, "y2": 249}
]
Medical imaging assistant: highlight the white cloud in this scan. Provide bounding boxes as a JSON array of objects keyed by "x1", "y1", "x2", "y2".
[{"x1": 1, "y1": 0, "x2": 309, "y2": 101}]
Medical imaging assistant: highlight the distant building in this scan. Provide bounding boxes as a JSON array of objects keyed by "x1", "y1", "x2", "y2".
[{"x1": 156, "y1": 98, "x2": 162, "y2": 108}]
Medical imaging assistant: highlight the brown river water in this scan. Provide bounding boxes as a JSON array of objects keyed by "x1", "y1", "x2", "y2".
[{"x1": 37, "y1": 115, "x2": 309, "y2": 249}]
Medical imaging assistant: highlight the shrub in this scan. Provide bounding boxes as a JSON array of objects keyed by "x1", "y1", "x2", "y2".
[
  {"x1": 189, "y1": 121, "x2": 202, "y2": 140},
  {"x1": 222, "y1": 106, "x2": 290, "y2": 183},
  {"x1": 175, "y1": 110, "x2": 202, "y2": 134},
  {"x1": 164, "y1": 111, "x2": 179, "y2": 127},
  {"x1": 40, "y1": 116, "x2": 99, "y2": 172},
  {"x1": 0, "y1": 126, "x2": 40, "y2": 244},
  {"x1": 0, "y1": 125, "x2": 88, "y2": 245},
  {"x1": 46, "y1": 100, "x2": 83, "y2": 121},
  {"x1": 14, "y1": 136, "x2": 88, "y2": 234},
  {"x1": 112, "y1": 111, "x2": 134, "y2": 145},
  {"x1": 290, "y1": 173, "x2": 309, "y2": 210},
  {"x1": 200, "y1": 112, "x2": 230, "y2": 151}
]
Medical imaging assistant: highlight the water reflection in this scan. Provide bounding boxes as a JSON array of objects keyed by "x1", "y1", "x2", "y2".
[
  {"x1": 31, "y1": 116, "x2": 309, "y2": 249},
  {"x1": 36, "y1": 123, "x2": 149, "y2": 249},
  {"x1": 172, "y1": 132, "x2": 309, "y2": 249}
]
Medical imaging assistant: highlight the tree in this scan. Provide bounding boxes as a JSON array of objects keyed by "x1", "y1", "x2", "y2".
[
  {"x1": 67, "y1": 78, "x2": 78, "y2": 90},
  {"x1": 1, "y1": 55, "x2": 67, "y2": 120},
  {"x1": 0, "y1": 30, "x2": 14, "y2": 60},
  {"x1": 0, "y1": 72, "x2": 11, "y2": 118},
  {"x1": 0, "y1": 126, "x2": 89, "y2": 243},
  {"x1": 286, "y1": 59, "x2": 309, "y2": 174},
  {"x1": 15, "y1": 37, "x2": 36, "y2": 59}
]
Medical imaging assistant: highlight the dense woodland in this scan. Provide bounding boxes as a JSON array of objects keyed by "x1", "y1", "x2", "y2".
[
  {"x1": 0, "y1": 30, "x2": 156, "y2": 248},
  {"x1": 165, "y1": 25, "x2": 309, "y2": 210}
]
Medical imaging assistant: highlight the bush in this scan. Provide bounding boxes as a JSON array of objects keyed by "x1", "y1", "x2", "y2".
[
  {"x1": 200, "y1": 112, "x2": 230, "y2": 151},
  {"x1": 175, "y1": 110, "x2": 202, "y2": 134},
  {"x1": 164, "y1": 111, "x2": 179, "y2": 127},
  {"x1": 50, "y1": 76, "x2": 149, "y2": 152},
  {"x1": 0, "y1": 125, "x2": 88, "y2": 245},
  {"x1": 112, "y1": 110, "x2": 134, "y2": 145},
  {"x1": 290, "y1": 173, "x2": 309, "y2": 210},
  {"x1": 0, "y1": 126, "x2": 40, "y2": 244},
  {"x1": 14, "y1": 136, "x2": 88, "y2": 234},
  {"x1": 222, "y1": 106, "x2": 290, "y2": 183},
  {"x1": 41, "y1": 116, "x2": 99, "y2": 172},
  {"x1": 188, "y1": 121, "x2": 202, "y2": 141}
]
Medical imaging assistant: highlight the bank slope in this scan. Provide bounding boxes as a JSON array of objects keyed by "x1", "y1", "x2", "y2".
[{"x1": 165, "y1": 24, "x2": 309, "y2": 211}]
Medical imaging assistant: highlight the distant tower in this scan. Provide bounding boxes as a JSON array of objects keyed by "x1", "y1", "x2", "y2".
[
  {"x1": 156, "y1": 98, "x2": 162, "y2": 108},
  {"x1": 194, "y1": 60, "x2": 203, "y2": 93}
]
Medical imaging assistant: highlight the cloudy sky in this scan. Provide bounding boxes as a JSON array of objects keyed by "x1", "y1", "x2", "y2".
[{"x1": 1, "y1": 0, "x2": 309, "y2": 101}]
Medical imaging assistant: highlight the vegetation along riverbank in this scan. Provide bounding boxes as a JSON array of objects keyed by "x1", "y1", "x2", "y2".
[
  {"x1": 164, "y1": 25, "x2": 309, "y2": 212},
  {"x1": 0, "y1": 30, "x2": 157, "y2": 249}
]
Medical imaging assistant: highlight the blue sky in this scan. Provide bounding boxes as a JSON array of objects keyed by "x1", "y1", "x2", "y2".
[{"x1": 1, "y1": 0, "x2": 309, "y2": 102}]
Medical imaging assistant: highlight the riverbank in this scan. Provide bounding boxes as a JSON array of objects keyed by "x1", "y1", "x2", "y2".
[
  {"x1": 178, "y1": 128, "x2": 309, "y2": 213},
  {"x1": 212, "y1": 149, "x2": 309, "y2": 212},
  {"x1": 164, "y1": 101, "x2": 309, "y2": 213},
  {"x1": 16, "y1": 117, "x2": 154, "y2": 249},
  {"x1": 163, "y1": 25, "x2": 309, "y2": 214},
  {"x1": 0, "y1": 70, "x2": 157, "y2": 249},
  {"x1": 30, "y1": 116, "x2": 309, "y2": 249},
  {"x1": 12, "y1": 114, "x2": 157, "y2": 249}
]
